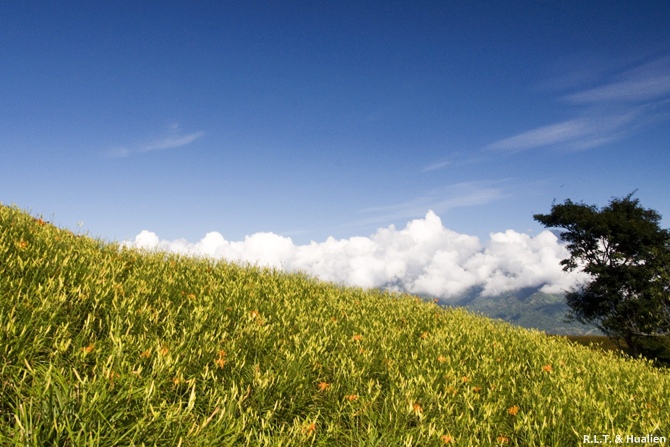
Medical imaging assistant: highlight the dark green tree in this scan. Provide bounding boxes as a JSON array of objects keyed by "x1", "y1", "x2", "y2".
[{"x1": 534, "y1": 193, "x2": 670, "y2": 358}]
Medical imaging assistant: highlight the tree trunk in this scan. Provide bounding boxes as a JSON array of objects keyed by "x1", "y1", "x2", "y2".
[{"x1": 624, "y1": 334, "x2": 638, "y2": 357}]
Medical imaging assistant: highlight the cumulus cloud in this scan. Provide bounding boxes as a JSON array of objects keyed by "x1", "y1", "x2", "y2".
[{"x1": 123, "y1": 211, "x2": 588, "y2": 299}]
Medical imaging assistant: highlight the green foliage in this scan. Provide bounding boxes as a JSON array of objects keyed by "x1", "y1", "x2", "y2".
[
  {"x1": 1, "y1": 203, "x2": 669, "y2": 446},
  {"x1": 534, "y1": 193, "x2": 670, "y2": 358}
]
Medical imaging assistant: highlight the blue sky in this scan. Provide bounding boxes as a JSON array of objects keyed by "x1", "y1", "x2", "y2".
[{"x1": 2, "y1": 2, "x2": 670, "y2": 269}]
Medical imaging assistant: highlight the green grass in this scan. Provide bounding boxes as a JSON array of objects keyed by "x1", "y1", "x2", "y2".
[
  {"x1": 560, "y1": 335, "x2": 627, "y2": 354},
  {"x1": 1, "y1": 203, "x2": 668, "y2": 446}
]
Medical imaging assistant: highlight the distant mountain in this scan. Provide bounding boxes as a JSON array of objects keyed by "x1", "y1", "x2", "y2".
[{"x1": 437, "y1": 287, "x2": 601, "y2": 335}]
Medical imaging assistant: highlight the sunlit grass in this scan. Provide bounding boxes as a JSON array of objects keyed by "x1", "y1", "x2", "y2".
[{"x1": 1, "y1": 203, "x2": 668, "y2": 446}]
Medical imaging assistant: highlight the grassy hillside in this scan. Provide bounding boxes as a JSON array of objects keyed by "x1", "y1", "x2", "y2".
[{"x1": 1, "y1": 203, "x2": 668, "y2": 446}]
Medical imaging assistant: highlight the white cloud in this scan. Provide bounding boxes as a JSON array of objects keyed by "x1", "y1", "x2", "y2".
[
  {"x1": 105, "y1": 125, "x2": 205, "y2": 158},
  {"x1": 486, "y1": 113, "x2": 642, "y2": 153},
  {"x1": 563, "y1": 56, "x2": 670, "y2": 104},
  {"x1": 353, "y1": 181, "x2": 506, "y2": 229},
  {"x1": 486, "y1": 118, "x2": 593, "y2": 152},
  {"x1": 123, "y1": 210, "x2": 588, "y2": 299},
  {"x1": 487, "y1": 55, "x2": 670, "y2": 153},
  {"x1": 564, "y1": 74, "x2": 670, "y2": 104},
  {"x1": 139, "y1": 131, "x2": 206, "y2": 153},
  {"x1": 421, "y1": 160, "x2": 450, "y2": 172}
]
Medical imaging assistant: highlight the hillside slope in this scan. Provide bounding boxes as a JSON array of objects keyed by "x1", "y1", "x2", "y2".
[
  {"x1": 1, "y1": 203, "x2": 668, "y2": 446},
  {"x1": 447, "y1": 288, "x2": 600, "y2": 335}
]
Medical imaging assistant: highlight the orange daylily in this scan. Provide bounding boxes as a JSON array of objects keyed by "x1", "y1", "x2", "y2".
[
  {"x1": 303, "y1": 422, "x2": 316, "y2": 435},
  {"x1": 215, "y1": 349, "x2": 226, "y2": 369}
]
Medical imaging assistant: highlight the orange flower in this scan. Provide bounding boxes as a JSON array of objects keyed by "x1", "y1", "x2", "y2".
[
  {"x1": 160, "y1": 346, "x2": 169, "y2": 356},
  {"x1": 413, "y1": 403, "x2": 423, "y2": 414},
  {"x1": 440, "y1": 435, "x2": 454, "y2": 444},
  {"x1": 352, "y1": 334, "x2": 363, "y2": 342},
  {"x1": 437, "y1": 355, "x2": 447, "y2": 363},
  {"x1": 345, "y1": 394, "x2": 358, "y2": 401},
  {"x1": 507, "y1": 405, "x2": 520, "y2": 416},
  {"x1": 215, "y1": 350, "x2": 226, "y2": 369},
  {"x1": 82, "y1": 344, "x2": 94, "y2": 354},
  {"x1": 318, "y1": 381, "x2": 330, "y2": 391},
  {"x1": 303, "y1": 422, "x2": 316, "y2": 435},
  {"x1": 472, "y1": 386, "x2": 482, "y2": 393},
  {"x1": 420, "y1": 331, "x2": 429, "y2": 339},
  {"x1": 497, "y1": 435, "x2": 510, "y2": 444},
  {"x1": 140, "y1": 349, "x2": 151, "y2": 359},
  {"x1": 462, "y1": 376, "x2": 469, "y2": 382},
  {"x1": 542, "y1": 364, "x2": 552, "y2": 372}
]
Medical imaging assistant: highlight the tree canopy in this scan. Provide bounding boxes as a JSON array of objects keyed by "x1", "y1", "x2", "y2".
[{"x1": 534, "y1": 193, "x2": 670, "y2": 358}]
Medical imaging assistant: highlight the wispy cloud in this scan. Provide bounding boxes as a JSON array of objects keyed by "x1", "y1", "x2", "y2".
[
  {"x1": 563, "y1": 56, "x2": 670, "y2": 104},
  {"x1": 420, "y1": 152, "x2": 491, "y2": 173},
  {"x1": 105, "y1": 124, "x2": 205, "y2": 158},
  {"x1": 421, "y1": 160, "x2": 450, "y2": 172},
  {"x1": 486, "y1": 112, "x2": 639, "y2": 153},
  {"x1": 486, "y1": 55, "x2": 670, "y2": 153},
  {"x1": 138, "y1": 131, "x2": 205, "y2": 153},
  {"x1": 352, "y1": 181, "x2": 507, "y2": 229},
  {"x1": 564, "y1": 74, "x2": 670, "y2": 104}
]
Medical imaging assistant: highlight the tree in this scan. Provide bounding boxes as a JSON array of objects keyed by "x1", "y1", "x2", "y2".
[{"x1": 534, "y1": 193, "x2": 670, "y2": 358}]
